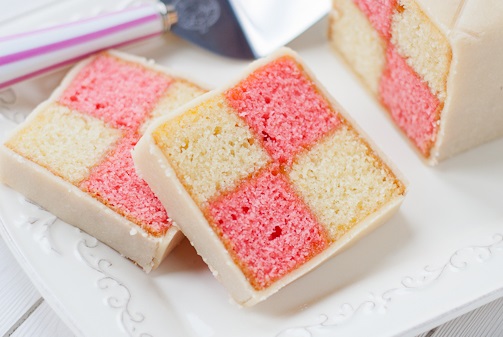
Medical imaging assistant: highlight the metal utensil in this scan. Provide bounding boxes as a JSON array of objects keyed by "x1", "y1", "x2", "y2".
[{"x1": 0, "y1": 0, "x2": 330, "y2": 90}]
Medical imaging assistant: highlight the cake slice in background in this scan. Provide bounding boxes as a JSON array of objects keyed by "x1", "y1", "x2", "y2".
[
  {"x1": 329, "y1": 0, "x2": 503, "y2": 164},
  {"x1": 0, "y1": 50, "x2": 206, "y2": 272},
  {"x1": 133, "y1": 48, "x2": 407, "y2": 306}
]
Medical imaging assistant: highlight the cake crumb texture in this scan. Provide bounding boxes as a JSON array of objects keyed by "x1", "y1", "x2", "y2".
[
  {"x1": 391, "y1": 0, "x2": 451, "y2": 100},
  {"x1": 331, "y1": 0, "x2": 387, "y2": 94},
  {"x1": 226, "y1": 56, "x2": 340, "y2": 164},
  {"x1": 289, "y1": 125, "x2": 404, "y2": 241},
  {"x1": 5, "y1": 103, "x2": 121, "y2": 184},
  {"x1": 353, "y1": 0, "x2": 396, "y2": 38},
  {"x1": 142, "y1": 80, "x2": 207, "y2": 134},
  {"x1": 59, "y1": 54, "x2": 172, "y2": 130},
  {"x1": 81, "y1": 132, "x2": 171, "y2": 236},
  {"x1": 208, "y1": 168, "x2": 329, "y2": 290},
  {"x1": 380, "y1": 45, "x2": 441, "y2": 156},
  {"x1": 153, "y1": 96, "x2": 270, "y2": 207}
]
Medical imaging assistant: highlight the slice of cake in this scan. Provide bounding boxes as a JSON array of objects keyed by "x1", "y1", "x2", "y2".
[
  {"x1": 329, "y1": 0, "x2": 503, "y2": 164},
  {"x1": 133, "y1": 48, "x2": 407, "y2": 305},
  {"x1": 0, "y1": 50, "x2": 206, "y2": 272}
]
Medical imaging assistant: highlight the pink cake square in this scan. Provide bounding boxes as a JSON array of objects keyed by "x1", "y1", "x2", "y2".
[
  {"x1": 208, "y1": 167, "x2": 329, "y2": 290},
  {"x1": 226, "y1": 56, "x2": 340, "y2": 164},
  {"x1": 353, "y1": 0, "x2": 396, "y2": 38},
  {"x1": 379, "y1": 46, "x2": 441, "y2": 156},
  {"x1": 81, "y1": 132, "x2": 171, "y2": 236},
  {"x1": 59, "y1": 54, "x2": 172, "y2": 130}
]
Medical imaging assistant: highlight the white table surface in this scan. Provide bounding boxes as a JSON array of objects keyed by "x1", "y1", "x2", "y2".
[
  {"x1": 2, "y1": 236, "x2": 502, "y2": 337},
  {"x1": 1, "y1": 1, "x2": 502, "y2": 336}
]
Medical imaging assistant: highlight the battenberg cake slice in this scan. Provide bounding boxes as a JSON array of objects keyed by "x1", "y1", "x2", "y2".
[
  {"x1": 133, "y1": 48, "x2": 407, "y2": 306},
  {"x1": 0, "y1": 50, "x2": 206, "y2": 272},
  {"x1": 329, "y1": 0, "x2": 503, "y2": 164}
]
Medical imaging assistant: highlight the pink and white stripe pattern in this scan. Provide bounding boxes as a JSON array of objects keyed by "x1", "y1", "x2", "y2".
[{"x1": 0, "y1": 3, "x2": 164, "y2": 89}]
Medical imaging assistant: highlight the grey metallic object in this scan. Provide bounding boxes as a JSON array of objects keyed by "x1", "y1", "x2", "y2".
[{"x1": 166, "y1": 0, "x2": 330, "y2": 59}]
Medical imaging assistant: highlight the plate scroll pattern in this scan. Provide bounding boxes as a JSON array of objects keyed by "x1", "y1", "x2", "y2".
[
  {"x1": 0, "y1": 185, "x2": 155, "y2": 337},
  {"x1": 277, "y1": 232, "x2": 503, "y2": 337},
  {"x1": 76, "y1": 236, "x2": 153, "y2": 337}
]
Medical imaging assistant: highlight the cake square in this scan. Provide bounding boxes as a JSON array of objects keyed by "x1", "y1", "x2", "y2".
[
  {"x1": 380, "y1": 45, "x2": 441, "y2": 155},
  {"x1": 329, "y1": 0, "x2": 387, "y2": 94},
  {"x1": 225, "y1": 56, "x2": 339, "y2": 164},
  {"x1": 5, "y1": 103, "x2": 121, "y2": 184},
  {"x1": 354, "y1": 0, "x2": 395, "y2": 38},
  {"x1": 0, "y1": 50, "x2": 206, "y2": 271},
  {"x1": 134, "y1": 48, "x2": 406, "y2": 305},
  {"x1": 59, "y1": 52, "x2": 172, "y2": 130},
  {"x1": 329, "y1": 0, "x2": 503, "y2": 164},
  {"x1": 208, "y1": 167, "x2": 329, "y2": 290},
  {"x1": 80, "y1": 132, "x2": 169, "y2": 236},
  {"x1": 152, "y1": 96, "x2": 270, "y2": 206},
  {"x1": 288, "y1": 125, "x2": 403, "y2": 241}
]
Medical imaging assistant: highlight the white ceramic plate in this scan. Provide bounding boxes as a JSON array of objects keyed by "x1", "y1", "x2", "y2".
[{"x1": 1, "y1": 4, "x2": 503, "y2": 337}]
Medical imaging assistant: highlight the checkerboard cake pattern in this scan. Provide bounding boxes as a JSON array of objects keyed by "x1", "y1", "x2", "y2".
[
  {"x1": 135, "y1": 49, "x2": 406, "y2": 304},
  {"x1": 330, "y1": 0, "x2": 451, "y2": 159},
  {"x1": 1, "y1": 51, "x2": 206, "y2": 271}
]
